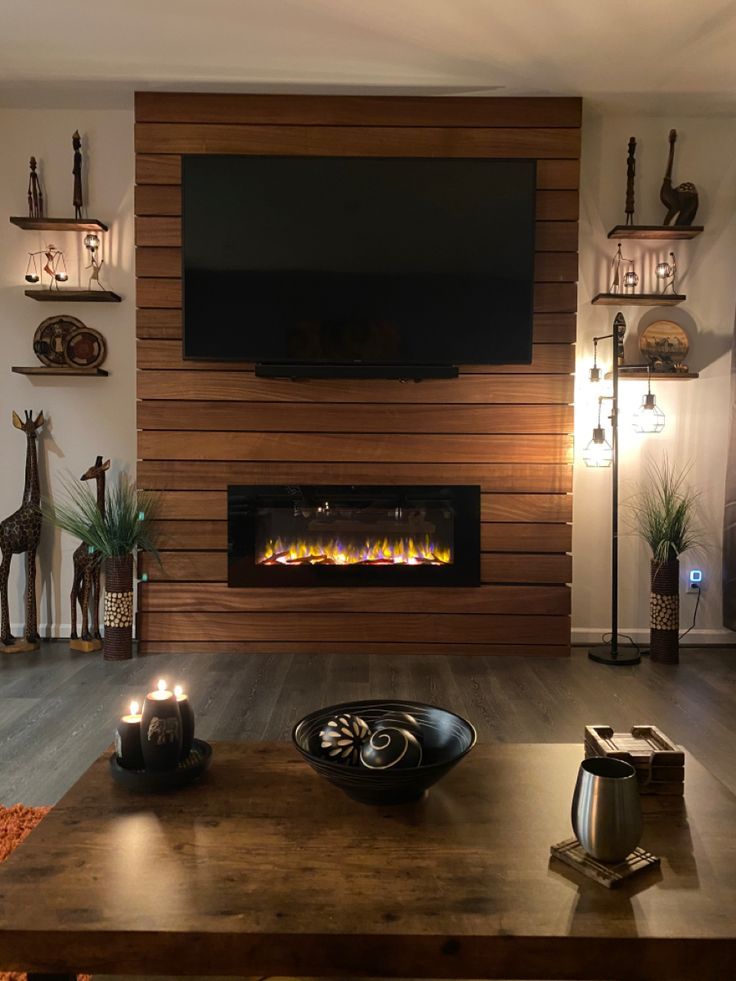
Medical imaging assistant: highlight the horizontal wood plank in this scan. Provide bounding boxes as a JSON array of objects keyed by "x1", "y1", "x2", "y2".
[
  {"x1": 139, "y1": 550, "x2": 572, "y2": 584},
  {"x1": 135, "y1": 122, "x2": 581, "y2": 159},
  {"x1": 137, "y1": 372, "x2": 573, "y2": 404},
  {"x1": 135, "y1": 308, "x2": 577, "y2": 343},
  {"x1": 136, "y1": 339, "x2": 574, "y2": 374},
  {"x1": 136, "y1": 610, "x2": 570, "y2": 644},
  {"x1": 152, "y1": 490, "x2": 572, "y2": 523},
  {"x1": 137, "y1": 461, "x2": 573, "y2": 493},
  {"x1": 135, "y1": 154, "x2": 580, "y2": 190},
  {"x1": 137, "y1": 640, "x2": 569, "y2": 656},
  {"x1": 135, "y1": 93, "x2": 583, "y2": 128},
  {"x1": 139, "y1": 583, "x2": 570, "y2": 615},
  {"x1": 136, "y1": 247, "x2": 578, "y2": 285},
  {"x1": 139, "y1": 431, "x2": 573, "y2": 464},
  {"x1": 150, "y1": 520, "x2": 570, "y2": 553},
  {"x1": 137, "y1": 402, "x2": 573, "y2": 434}
]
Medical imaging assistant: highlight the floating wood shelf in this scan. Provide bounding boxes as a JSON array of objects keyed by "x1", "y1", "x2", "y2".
[
  {"x1": 10, "y1": 216, "x2": 109, "y2": 232},
  {"x1": 606, "y1": 370, "x2": 699, "y2": 381},
  {"x1": 592, "y1": 292, "x2": 686, "y2": 307},
  {"x1": 24, "y1": 289, "x2": 121, "y2": 303},
  {"x1": 607, "y1": 225, "x2": 703, "y2": 240},
  {"x1": 12, "y1": 366, "x2": 108, "y2": 377}
]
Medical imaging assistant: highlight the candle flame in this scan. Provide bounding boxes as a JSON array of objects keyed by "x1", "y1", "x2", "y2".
[
  {"x1": 130, "y1": 700, "x2": 140, "y2": 716},
  {"x1": 157, "y1": 679, "x2": 167, "y2": 692},
  {"x1": 174, "y1": 685, "x2": 183, "y2": 698}
]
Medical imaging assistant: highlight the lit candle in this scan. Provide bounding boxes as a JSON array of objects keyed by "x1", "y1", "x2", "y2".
[
  {"x1": 174, "y1": 685, "x2": 196, "y2": 759},
  {"x1": 115, "y1": 699, "x2": 144, "y2": 770},
  {"x1": 140, "y1": 679, "x2": 183, "y2": 771}
]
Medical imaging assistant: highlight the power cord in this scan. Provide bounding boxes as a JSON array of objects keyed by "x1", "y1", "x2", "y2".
[
  {"x1": 680, "y1": 584, "x2": 701, "y2": 641},
  {"x1": 601, "y1": 632, "x2": 642, "y2": 657}
]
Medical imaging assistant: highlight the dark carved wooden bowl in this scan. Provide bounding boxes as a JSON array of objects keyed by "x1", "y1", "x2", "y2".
[{"x1": 292, "y1": 700, "x2": 476, "y2": 805}]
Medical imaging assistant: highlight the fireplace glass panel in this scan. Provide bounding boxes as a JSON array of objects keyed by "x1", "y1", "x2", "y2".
[{"x1": 228, "y1": 485, "x2": 480, "y2": 587}]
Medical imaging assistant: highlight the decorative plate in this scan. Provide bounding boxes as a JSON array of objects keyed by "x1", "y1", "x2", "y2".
[
  {"x1": 64, "y1": 326, "x2": 107, "y2": 369},
  {"x1": 109, "y1": 738, "x2": 213, "y2": 792},
  {"x1": 639, "y1": 320, "x2": 689, "y2": 368},
  {"x1": 33, "y1": 315, "x2": 85, "y2": 367}
]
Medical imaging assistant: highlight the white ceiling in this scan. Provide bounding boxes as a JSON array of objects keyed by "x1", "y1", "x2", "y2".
[{"x1": 2, "y1": 0, "x2": 736, "y2": 112}]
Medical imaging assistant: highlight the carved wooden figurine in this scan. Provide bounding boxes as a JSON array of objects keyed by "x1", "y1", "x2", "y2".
[
  {"x1": 70, "y1": 456, "x2": 110, "y2": 653},
  {"x1": 625, "y1": 137, "x2": 636, "y2": 225},
  {"x1": 27, "y1": 156, "x2": 44, "y2": 219},
  {"x1": 660, "y1": 129, "x2": 698, "y2": 226},
  {"x1": 72, "y1": 130, "x2": 83, "y2": 219},
  {"x1": 0, "y1": 411, "x2": 44, "y2": 652}
]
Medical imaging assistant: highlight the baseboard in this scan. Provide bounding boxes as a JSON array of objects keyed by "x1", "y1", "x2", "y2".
[{"x1": 572, "y1": 627, "x2": 736, "y2": 647}]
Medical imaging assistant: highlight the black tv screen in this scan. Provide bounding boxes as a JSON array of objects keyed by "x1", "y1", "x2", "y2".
[{"x1": 182, "y1": 155, "x2": 536, "y2": 368}]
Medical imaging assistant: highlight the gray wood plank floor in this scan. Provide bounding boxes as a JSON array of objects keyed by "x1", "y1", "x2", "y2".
[{"x1": 1, "y1": 643, "x2": 734, "y2": 806}]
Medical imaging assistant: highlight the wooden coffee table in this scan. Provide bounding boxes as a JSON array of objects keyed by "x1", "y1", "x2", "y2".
[{"x1": 0, "y1": 742, "x2": 734, "y2": 980}]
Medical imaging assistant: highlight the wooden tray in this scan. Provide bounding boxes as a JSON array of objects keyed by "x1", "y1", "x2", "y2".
[
  {"x1": 585, "y1": 725, "x2": 684, "y2": 766},
  {"x1": 551, "y1": 837, "x2": 661, "y2": 889}
]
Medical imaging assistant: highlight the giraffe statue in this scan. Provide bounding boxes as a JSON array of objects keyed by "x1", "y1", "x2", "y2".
[
  {"x1": 0, "y1": 410, "x2": 44, "y2": 651},
  {"x1": 70, "y1": 456, "x2": 110, "y2": 652}
]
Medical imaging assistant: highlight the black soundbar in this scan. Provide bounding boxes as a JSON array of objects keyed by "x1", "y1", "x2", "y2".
[{"x1": 255, "y1": 362, "x2": 459, "y2": 380}]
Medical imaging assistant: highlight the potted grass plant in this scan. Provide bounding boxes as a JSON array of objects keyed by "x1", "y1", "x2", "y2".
[
  {"x1": 46, "y1": 474, "x2": 159, "y2": 661},
  {"x1": 628, "y1": 458, "x2": 701, "y2": 664}
]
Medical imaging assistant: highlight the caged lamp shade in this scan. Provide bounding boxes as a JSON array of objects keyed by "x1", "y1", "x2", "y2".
[
  {"x1": 633, "y1": 392, "x2": 666, "y2": 434},
  {"x1": 583, "y1": 427, "x2": 613, "y2": 468}
]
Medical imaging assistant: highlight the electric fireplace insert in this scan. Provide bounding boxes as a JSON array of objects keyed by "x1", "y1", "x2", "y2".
[{"x1": 228, "y1": 485, "x2": 480, "y2": 587}]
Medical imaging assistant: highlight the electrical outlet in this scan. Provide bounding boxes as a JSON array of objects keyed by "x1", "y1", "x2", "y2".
[{"x1": 687, "y1": 569, "x2": 703, "y2": 593}]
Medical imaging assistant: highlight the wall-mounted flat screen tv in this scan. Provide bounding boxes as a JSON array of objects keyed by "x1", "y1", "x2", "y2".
[{"x1": 182, "y1": 155, "x2": 536, "y2": 375}]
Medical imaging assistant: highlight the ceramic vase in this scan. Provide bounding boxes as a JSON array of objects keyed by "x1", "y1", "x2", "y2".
[
  {"x1": 650, "y1": 558, "x2": 679, "y2": 664},
  {"x1": 103, "y1": 554, "x2": 134, "y2": 661}
]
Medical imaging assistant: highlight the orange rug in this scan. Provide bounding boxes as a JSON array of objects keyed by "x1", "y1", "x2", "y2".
[{"x1": 0, "y1": 804, "x2": 89, "y2": 981}]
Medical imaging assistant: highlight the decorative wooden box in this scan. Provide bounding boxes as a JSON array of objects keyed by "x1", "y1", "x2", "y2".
[{"x1": 584, "y1": 725, "x2": 684, "y2": 805}]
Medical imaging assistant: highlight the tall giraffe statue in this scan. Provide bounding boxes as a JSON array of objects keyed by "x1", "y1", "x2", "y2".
[
  {"x1": 0, "y1": 410, "x2": 44, "y2": 651},
  {"x1": 70, "y1": 456, "x2": 110, "y2": 652}
]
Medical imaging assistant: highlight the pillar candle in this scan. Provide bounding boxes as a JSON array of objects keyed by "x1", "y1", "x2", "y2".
[
  {"x1": 174, "y1": 685, "x2": 195, "y2": 759},
  {"x1": 140, "y1": 679, "x2": 183, "y2": 771},
  {"x1": 115, "y1": 701, "x2": 144, "y2": 770}
]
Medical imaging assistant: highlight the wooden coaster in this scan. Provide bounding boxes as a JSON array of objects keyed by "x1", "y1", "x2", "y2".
[
  {"x1": 70, "y1": 638, "x2": 103, "y2": 653},
  {"x1": 550, "y1": 837, "x2": 660, "y2": 889}
]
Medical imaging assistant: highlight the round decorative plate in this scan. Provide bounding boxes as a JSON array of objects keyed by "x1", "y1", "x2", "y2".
[
  {"x1": 33, "y1": 315, "x2": 85, "y2": 367},
  {"x1": 639, "y1": 320, "x2": 689, "y2": 367},
  {"x1": 64, "y1": 326, "x2": 107, "y2": 369}
]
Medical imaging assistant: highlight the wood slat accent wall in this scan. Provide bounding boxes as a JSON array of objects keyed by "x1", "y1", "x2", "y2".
[{"x1": 135, "y1": 92, "x2": 579, "y2": 657}]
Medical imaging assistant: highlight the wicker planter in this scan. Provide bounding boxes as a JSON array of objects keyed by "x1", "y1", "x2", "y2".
[
  {"x1": 650, "y1": 558, "x2": 679, "y2": 665},
  {"x1": 104, "y1": 553, "x2": 134, "y2": 661}
]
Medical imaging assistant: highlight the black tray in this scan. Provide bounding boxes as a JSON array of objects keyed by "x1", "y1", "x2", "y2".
[{"x1": 109, "y1": 738, "x2": 213, "y2": 791}]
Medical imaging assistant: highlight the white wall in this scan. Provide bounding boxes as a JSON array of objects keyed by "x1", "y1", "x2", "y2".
[
  {"x1": 0, "y1": 109, "x2": 135, "y2": 636},
  {"x1": 574, "y1": 106, "x2": 736, "y2": 645},
  {"x1": 1, "y1": 102, "x2": 734, "y2": 644}
]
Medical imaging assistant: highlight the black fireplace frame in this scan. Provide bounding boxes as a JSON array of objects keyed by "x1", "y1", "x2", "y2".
[{"x1": 228, "y1": 484, "x2": 481, "y2": 588}]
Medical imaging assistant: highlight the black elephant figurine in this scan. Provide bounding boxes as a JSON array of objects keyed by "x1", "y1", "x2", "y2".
[{"x1": 660, "y1": 129, "x2": 699, "y2": 226}]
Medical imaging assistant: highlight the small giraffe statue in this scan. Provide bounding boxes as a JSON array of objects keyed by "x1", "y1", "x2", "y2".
[
  {"x1": 70, "y1": 456, "x2": 110, "y2": 652},
  {"x1": 0, "y1": 410, "x2": 44, "y2": 651}
]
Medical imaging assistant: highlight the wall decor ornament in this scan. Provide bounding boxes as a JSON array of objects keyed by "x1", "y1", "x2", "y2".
[
  {"x1": 33, "y1": 315, "x2": 82, "y2": 366},
  {"x1": 624, "y1": 137, "x2": 636, "y2": 226},
  {"x1": 660, "y1": 129, "x2": 698, "y2": 226},
  {"x1": 0, "y1": 411, "x2": 44, "y2": 652},
  {"x1": 72, "y1": 129, "x2": 83, "y2": 219},
  {"x1": 655, "y1": 252, "x2": 678, "y2": 294},
  {"x1": 639, "y1": 320, "x2": 689, "y2": 374},
  {"x1": 609, "y1": 243, "x2": 638, "y2": 294},
  {"x1": 27, "y1": 156, "x2": 44, "y2": 218},
  {"x1": 70, "y1": 456, "x2": 110, "y2": 652},
  {"x1": 64, "y1": 326, "x2": 106, "y2": 370},
  {"x1": 25, "y1": 245, "x2": 68, "y2": 290}
]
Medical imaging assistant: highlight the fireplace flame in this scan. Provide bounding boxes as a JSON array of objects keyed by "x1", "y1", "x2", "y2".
[{"x1": 258, "y1": 535, "x2": 452, "y2": 566}]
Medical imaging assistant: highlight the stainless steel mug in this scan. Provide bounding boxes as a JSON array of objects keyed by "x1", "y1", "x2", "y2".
[{"x1": 572, "y1": 757, "x2": 642, "y2": 863}]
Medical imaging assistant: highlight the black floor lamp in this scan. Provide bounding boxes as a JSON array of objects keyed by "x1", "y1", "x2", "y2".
[{"x1": 583, "y1": 311, "x2": 666, "y2": 666}]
